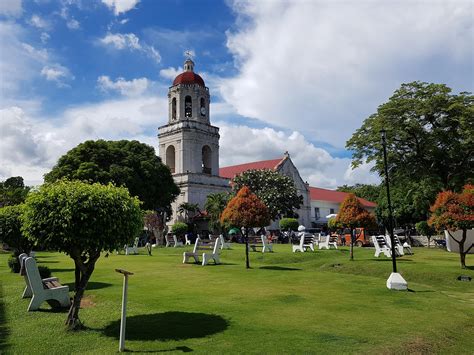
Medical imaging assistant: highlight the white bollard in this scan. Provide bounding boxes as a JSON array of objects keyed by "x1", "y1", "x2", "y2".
[{"x1": 116, "y1": 269, "x2": 134, "y2": 352}]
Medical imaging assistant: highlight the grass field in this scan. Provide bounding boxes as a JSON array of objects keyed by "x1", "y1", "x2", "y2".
[{"x1": 1, "y1": 245, "x2": 473, "y2": 354}]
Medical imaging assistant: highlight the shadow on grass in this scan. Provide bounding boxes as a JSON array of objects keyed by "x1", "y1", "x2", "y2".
[
  {"x1": 259, "y1": 266, "x2": 302, "y2": 271},
  {"x1": 465, "y1": 265, "x2": 474, "y2": 270},
  {"x1": 0, "y1": 283, "x2": 9, "y2": 353},
  {"x1": 372, "y1": 259, "x2": 414, "y2": 262},
  {"x1": 49, "y1": 268, "x2": 75, "y2": 273},
  {"x1": 102, "y1": 312, "x2": 229, "y2": 341},
  {"x1": 65, "y1": 282, "x2": 112, "y2": 291}
]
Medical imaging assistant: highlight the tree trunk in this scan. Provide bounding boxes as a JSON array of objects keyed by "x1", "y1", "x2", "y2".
[
  {"x1": 350, "y1": 227, "x2": 354, "y2": 261},
  {"x1": 459, "y1": 230, "x2": 467, "y2": 269},
  {"x1": 245, "y1": 228, "x2": 250, "y2": 269},
  {"x1": 66, "y1": 253, "x2": 99, "y2": 330}
]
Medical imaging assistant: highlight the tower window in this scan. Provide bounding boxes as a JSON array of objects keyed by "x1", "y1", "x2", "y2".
[
  {"x1": 202, "y1": 145, "x2": 212, "y2": 174},
  {"x1": 166, "y1": 145, "x2": 176, "y2": 173},
  {"x1": 172, "y1": 97, "x2": 176, "y2": 120},
  {"x1": 185, "y1": 96, "x2": 192, "y2": 118},
  {"x1": 200, "y1": 98, "x2": 206, "y2": 117}
]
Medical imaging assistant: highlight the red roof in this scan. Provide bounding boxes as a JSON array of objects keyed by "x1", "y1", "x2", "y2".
[
  {"x1": 309, "y1": 187, "x2": 377, "y2": 207},
  {"x1": 219, "y1": 158, "x2": 283, "y2": 179},
  {"x1": 173, "y1": 72, "x2": 205, "y2": 87}
]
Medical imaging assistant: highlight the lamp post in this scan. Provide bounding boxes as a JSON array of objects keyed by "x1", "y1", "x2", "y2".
[{"x1": 380, "y1": 129, "x2": 407, "y2": 290}]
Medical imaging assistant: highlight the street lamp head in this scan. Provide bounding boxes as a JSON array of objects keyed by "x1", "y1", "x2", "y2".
[{"x1": 380, "y1": 128, "x2": 386, "y2": 140}]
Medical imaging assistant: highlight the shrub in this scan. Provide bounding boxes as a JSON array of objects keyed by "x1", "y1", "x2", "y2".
[
  {"x1": 171, "y1": 222, "x2": 188, "y2": 236},
  {"x1": 38, "y1": 265, "x2": 51, "y2": 278},
  {"x1": 279, "y1": 218, "x2": 299, "y2": 231},
  {"x1": 8, "y1": 255, "x2": 20, "y2": 273}
]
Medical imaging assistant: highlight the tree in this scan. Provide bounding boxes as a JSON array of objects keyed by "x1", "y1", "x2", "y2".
[
  {"x1": 178, "y1": 202, "x2": 200, "y2": 222},
  {"x1": 21, "y1": 180, "x2": 143, "y2": 329},
  {"x1": 335, "y1": 193, "x2": 376, "y2": 260},
  {"x1": 232, "y1": 169, "x2": 302, "y2": 221},
  {"x1": 415, "y1": 221, "x2": 435, "y2": 248},
  {"x1": 279, "y1": 218, "x2": 299, "y2": 232},
  {"x1": 0, "y1": 205, "x2": 34, "y2": 254},
  {"x1": 144, "y1": 210, "x2": 167, "y2": 246},
  {"x1": 204, "y1": 192, "x2": 231, "y2": 234},
  {"x1": 221, "y1": 186, "x2": 270, "y2": 269},
  {"x1": 44, "y1": 140, "x2": 179, "y2": 212},
  {"x1": 171, "y1": 222, "x2": 188, "y2": 236},
  {"x1": 429, "y1": 184, "x2": 474, "y2": 269},
  {"x1": 0, "y1": 176, "x2": 30, "y2": 207},
  {"x1": 347, "y1": 82, "x2": 473, "y2": 192},
  {"x1": 337, "y1": 184, "x2": 381, "y2": 204}
]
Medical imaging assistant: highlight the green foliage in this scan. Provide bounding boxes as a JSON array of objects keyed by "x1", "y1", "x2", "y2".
[
  {"x1": 22, "y1": 180, "x2": 143, "y2": 255},
  {"x1": 204, "y1": 192, "x2": 231, "y2": 233},
  {"x1": 0, "y1": 205, "x2": 33, "y2": 254},
  {"x1": 327, "y1": 217, "x2": 341, "y2": 231},
  {"x1": 38, "y1": 265, "x2": 51, "y2": 279},
  {"x1": 347, "y1": 82, "x2": 473, "y2": 191},
  {"x1": 337, "y1": 184, "x2": 381, "y2": 204},
  {"x1": 0, "y1": 176, "x2": 30, "y2": 207},
  {"x1": 178, "y1": 202, "x2": 200, "y2": 222},
  {"x1": 279, "y1": 218, "x2": 299, "y2": 231},
  {"x1": 44, "y1": 140, "x2": 179, "y2": 212},
  {"x1": 232, "y1": 169, "x2": 302, "y2": 220},
  {"x1": 171, "y1": 222, "x2": 188, "y2": 236},
  {"x1": 21, "y1": 180, "x2": 143, "y2": 328},
  {"x1": 415, "y1": 221, "x2": 435, "y2": 237},
  {"x1": 7, "y1": 255, "x2": 20, "y2": 273}
]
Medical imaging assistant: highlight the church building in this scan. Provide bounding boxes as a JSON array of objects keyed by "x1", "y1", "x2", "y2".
[{"x1": 158, "y1": 59, "x2": 374, "y2": 229}]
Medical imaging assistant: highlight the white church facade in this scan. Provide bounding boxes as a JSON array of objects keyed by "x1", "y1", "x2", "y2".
[{"x1": 158, "y1": 59, "x2": 375, "y2": 229}]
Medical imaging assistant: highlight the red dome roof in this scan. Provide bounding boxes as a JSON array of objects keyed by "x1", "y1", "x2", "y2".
[{"x1": 173, "y1": 72, "x2": 205, "y2": 87}]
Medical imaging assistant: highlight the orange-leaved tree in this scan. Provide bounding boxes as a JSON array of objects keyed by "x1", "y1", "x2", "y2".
[
  {"x1": 221, "y1": 186, "x2": 270, "y2": 269},
  {"x1": 429, "y1": 184, "x2": 474, "y2": 269},
  {"x1": 335, "y1": 193, "x2": 376, "y2": 261}
]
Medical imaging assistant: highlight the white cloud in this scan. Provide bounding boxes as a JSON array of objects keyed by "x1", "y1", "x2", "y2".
[
  {"x1": 28, "y1": 14, "x2": 51, "y2": 30},
  {"x1": 220, "y1": 1, "x2": 473, "y2": 148},
  {"x1": 159, "y1": 67, "x2": 182, "y2": 80},
  {"x1": 217, "y1": 123, "x2": 379, "y2": 189},
  {"x1": 102, "y1": 0, "x2": 139, "y2": 16},
  {"x1": 66, "y1": 18, "x2": 80, "y2": 30},
  {"x1": 100, "y1": 32, "x2": 141, "y2": 50},
  {"x1": 21, "y1": 42, "x2": 48, "y2": 61},
  {"x1": 41, "y1": 64, "x2": 74, "y2": 86},
  {"x1": 40, "y1": 32, "x2": 50, "y2": 43},
  {"x1": 0, "y1": 0, "x2": 22, "y2": 17},
  {"x1": 146, "y1": 45, "x2": 161, "y2": 63},
  {"x1": 97, "y1": 75, "x2": 149, "y2": 97}
]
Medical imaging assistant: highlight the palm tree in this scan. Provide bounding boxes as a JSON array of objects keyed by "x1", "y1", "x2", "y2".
[
  {"x1": 178, "y1": 202, "x2": 200, "y2": 222},
  {"x1": 204, "y1": 192, "x2": 230, "y2": 234}
]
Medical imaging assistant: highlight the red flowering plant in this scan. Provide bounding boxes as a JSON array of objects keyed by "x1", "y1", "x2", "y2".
[
  {"x1": 429, "y1": 184, "x2": 474, "y2": 269},
  {"x1": 221, "y1": 186, "x2": 270, "y2": 269}
]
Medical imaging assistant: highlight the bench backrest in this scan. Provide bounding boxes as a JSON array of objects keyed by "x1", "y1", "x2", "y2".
[
  {"x1": 374, "y1": 235, "x2": 388, "y2": 248},
  {"x1": 193, "y1": 237, "x2": 221, "y2": 254},
  {"x1": 24, "y1": 257, "x2": 43, "y2": 293}
]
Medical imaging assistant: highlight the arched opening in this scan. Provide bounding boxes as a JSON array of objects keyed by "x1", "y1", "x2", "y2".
[
  {"x1": 171, "y1": 97, "x2": 176, "y2": 120},
  {"x1": 184, "y1": 96, "x2": 192, "y2": 118},
  {"x1": 200, "y1": 97, "x2": 206, "y2": 117},
  {"x1": 202, "y1": 145, "x2": 212, "y2": 174},
  {"x1": 166, "y1": 145, "x2": 176, "y2": 173}
]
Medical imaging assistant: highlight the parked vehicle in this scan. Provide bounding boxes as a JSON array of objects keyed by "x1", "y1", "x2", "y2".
[{"x1": 332, "y1": 228, "x2": 372, "y2": 247}]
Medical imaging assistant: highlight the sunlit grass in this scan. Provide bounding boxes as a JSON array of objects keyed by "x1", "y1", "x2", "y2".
[{"x1": 1, "y1": 245, "x2": 473, "y2": 354}]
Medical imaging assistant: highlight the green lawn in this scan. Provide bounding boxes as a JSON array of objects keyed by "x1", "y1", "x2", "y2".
[{"x1": 1, "y1": 245, "x2": 473, "y2": 354}]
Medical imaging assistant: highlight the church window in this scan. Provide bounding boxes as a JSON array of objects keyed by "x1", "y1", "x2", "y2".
[
  {"x1": 185, "y1": 96, "x2": 192, "y2": 118},
  {"x1": 202, "y1": 145, "x2": 212, "y2": 174},
  {"x1": 166, "y1": 145, "x2": 176, "y2": 173},
  {"x1": 171, "y1": 97, "x2": 176, "y2": 120},
  {"x1": 314, "y1": 207, "x2": 320, "y2": 219}
]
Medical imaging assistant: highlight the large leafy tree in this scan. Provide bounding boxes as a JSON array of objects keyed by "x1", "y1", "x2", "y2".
[
  {"x1": 44, "y1": 140, "x2": 179, "y2": 212},
  {"x1": 335, "y1": 193, "x2": 376, "y2": 261},
  {"x1": 429, "y1": 184, "x2": 474, "y2": 269},
  {"x1": 0, "y1": 176, "x2": 30, "y2": 207},
  {"x1": 204, "y1": 192, "x2": 231, "y2": 234},
  {"x1": 21, "y1": 180, "x2": 143, "y2": 329},
  {"x1": 221, "y1": 186, "x2": 270, "y2": 269},
  {"x1": 0, "y1": 205, "x2": 34, "y2": 254},
  {"x1": 232, "y1": 169, "x2": 302, "y2": 220},
  {"x1": 337, "y1": 184, "x2": 381, "y2": 204},
  {"x1": 347, "y1": 82, "x2": 473, "y2": 191}
]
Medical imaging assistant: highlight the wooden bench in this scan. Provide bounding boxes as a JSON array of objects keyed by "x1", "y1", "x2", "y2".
[
  {"x1": 125, "y1": 237, "x2": 139, "y2": 255},
  {"x1": 219, "y1": 234, "x2": 231, "y2": 249},
  {"x1": 292, "y1": 232, "x2": 316, "y2": 252},
  {"x1": 319, "y1": 235, "x2": 338, "y2": 250},
  {"x1": 248, "y1": 235, "x2": 273, "y2": 253},
  {"x1": 372, "y1": 235, "x2": 392, "y2": 257},
  {"x1": 24, "y1": 257, "x2": 70, "y2": 311},
  {"x1": 183, "y1": 237, "x2": 222, "y2": 265},
  {"x1": 384, "y1": 235, "x2": 403, "y2": 256}
]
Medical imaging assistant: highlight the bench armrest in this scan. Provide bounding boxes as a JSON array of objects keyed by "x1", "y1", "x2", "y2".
[{"x1": 42, "y1": 277, "x2": 59, "y2": 282}]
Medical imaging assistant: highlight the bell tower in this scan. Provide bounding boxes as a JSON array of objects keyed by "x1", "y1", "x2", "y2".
[{"x1": 158, "y1": 58, "x2": 229, "y2": 222}]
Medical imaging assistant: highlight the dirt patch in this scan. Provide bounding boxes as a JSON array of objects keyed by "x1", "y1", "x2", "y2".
[
  {"x1": 377, "y1": 336, "x2": 437, "y2": 355},
  {"x1": 80, "y1": 295, "x2": 96, "y2": 308}
]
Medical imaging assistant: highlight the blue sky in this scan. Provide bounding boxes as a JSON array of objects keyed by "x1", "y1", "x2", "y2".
[{"x1": 1, "y1": 0, "x2": 473, "y2": 188}]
